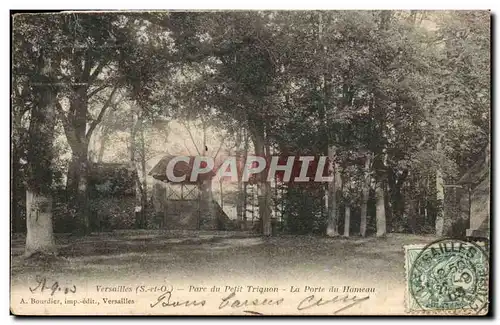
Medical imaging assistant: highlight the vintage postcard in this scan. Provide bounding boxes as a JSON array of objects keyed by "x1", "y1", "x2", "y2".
[{"x1": 10, "y1": 10, "x2": 491, "y2": 316}]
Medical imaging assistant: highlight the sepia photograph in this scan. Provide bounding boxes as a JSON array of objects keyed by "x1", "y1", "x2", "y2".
[{"x1": 10, "y1": 9, "x2": 491, "y2": 315}]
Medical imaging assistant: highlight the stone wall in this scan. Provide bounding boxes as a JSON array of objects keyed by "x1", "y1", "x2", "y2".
[{"x1": 466, "y1": 176, "x2": 490, "y2": 238}]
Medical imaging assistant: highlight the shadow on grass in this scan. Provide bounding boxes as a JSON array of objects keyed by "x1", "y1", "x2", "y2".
[{"x1": 11, "y1": 231, "x2": 437, "y2": 282}]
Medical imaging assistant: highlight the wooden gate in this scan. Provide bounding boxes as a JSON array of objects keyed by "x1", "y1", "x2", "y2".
[{"x1": 164, "y1": 184, "x2": 201, "y2": 229}]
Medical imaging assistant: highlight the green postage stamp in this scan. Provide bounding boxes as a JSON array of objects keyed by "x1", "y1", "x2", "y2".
[{"x1": 405, "y1": 238, "x2": 489, "y2": 315}]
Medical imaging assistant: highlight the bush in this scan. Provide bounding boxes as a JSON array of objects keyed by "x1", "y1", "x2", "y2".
[{"x1": 281, "y1": 184, "x2": 326, "y2": 235}]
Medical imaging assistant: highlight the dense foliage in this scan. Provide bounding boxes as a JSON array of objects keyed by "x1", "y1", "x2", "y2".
[{"x1": 12, "y1": 11, "x2": 490, "y2": 238}]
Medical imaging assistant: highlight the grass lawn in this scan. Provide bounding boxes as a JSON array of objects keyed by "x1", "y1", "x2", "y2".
[
  {"x1": 11, "y1": 230, "x2": 437, "y2": 286},
  {"x1": 11, "y1": 231, "x2": 445, "y2": 315}
]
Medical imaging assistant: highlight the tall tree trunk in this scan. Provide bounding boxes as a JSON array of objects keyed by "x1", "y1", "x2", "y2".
[
  {"x1": 236, "y1": 176, "x2": 243, "y2": 226},
  {"x1": 66, "y1": 143, "x2": 91, "y2": 235},
  {"x1": 97, "y1": 132, "x2": 108, "y2": 163},
  {"x1": 318, "y1": 12, "x2": 340, "y2": 237},
  {"x1": 387, "y1": 170, "x2": 396, "y2": 231},
  {"x1": 139, "y1": 115, "x2": 148, "y2": 228},
  {"x1": 407, "y1": 180, "x2": 417, "y2": 234},
  {"x1": 371, "y1": 11, "x2": 391, "y2": 238},
  {"x1": 25, "y1": 191, "x2": 55, "y2": 256},
  {"x1": 326, "y1": 146, "x2": 340, "y2": 237},
  {"x1": 25, "y1": 53, "x2": 57, "y2": 255},
  {"x1": 384, "y1": 181, "x2": 392, "y2": 232},
  {"x1": 390, "y1": 169, "x2": 408, "y2": 232},
  {"x1": 435, "y1": 168, "x2": 445, "y2": 235},
  {"x1": 61, "y1": 73, "x2": 118, "y2": 234},
  {"x1": 360, "y1": 152, "x2": 372, "y2": 237},
  {"x1": 12, "y1": 141, "x2": 25, "y2": 234},
  {"x1": 265, "y1": 136, "x2": 273, "y2": 232},
  {"x1": 374, "y1": 142, "x2": 388, "y2": 238},
  {"x1": 130, "y1": 112, "x2": 145, "y2": 229},
  {"x1": 235, "y1": 129, "x2": 243, "y2": 227},
  {"x1": 341, "y1": 171, "x2": 350, "y2": 237},
  {"x1": 241, "y1": 129, "x2": 249, "y2": 231},
  {"x1": 375, "y1": 180, "x2": 387, "y2": 237},
  {"x1": 250, "y1": 123, "x2": 271, "y2": 236},
  {"x1": 201, "y1": 120, "x2": 216, "y2": 229},
  {"x1": 65, "y1": 86, "x2": 92, "y2": 235},
  {"x1": 407, "y1": 202, "x2": 417, "y2": 233},
  {"x1": 242, "y1": 182, "x2": 248, "y2": 231},
  {"x1": 260, "y1": 181, "x2": 272, "y2": 236},
  {"x1": 344, "y1": 204, "x2": 351, "y2": 237},
  {"x1": 435, "y1": 136, "x2": 445, "y2": 236}
]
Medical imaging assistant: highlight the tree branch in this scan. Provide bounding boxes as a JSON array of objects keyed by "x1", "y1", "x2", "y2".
[
  {"x1": 87, "y1": 84, "x2": 109, "y2": 99},
  {"x1": 81, "y1": 52, "x2": 94, "y2": 82},
  {"x1": 89, "y1": 60, "x2": 108, "y2": 82},
  {"x1": 212, "y1": 134, "x2": 228, "y2": 162},
  {"x1": 183, "y1": 139, "x2": 194, "y2": 156},
  {"x1": 55, "y1": 101, "x2": 80, "y2": 150},
  {"x1": 86, "y1": 85, "x2": 119, "y2": 140},
  {"x1": 183, "y1": 121, "x2": 201, "y2": 155}
]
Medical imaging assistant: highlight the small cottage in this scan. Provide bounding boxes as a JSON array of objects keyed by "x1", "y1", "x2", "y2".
[
  {"x1": 458, "y1": 150, "x2": 490, "y2": 238},
  {"x1": 149, "y1": 155, "x2": 233, "y2": 230}
]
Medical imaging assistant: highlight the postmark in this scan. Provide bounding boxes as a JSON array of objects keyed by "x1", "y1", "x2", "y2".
[{"x1": 405, "y1": 238, "x2": 489, "y2": 315}]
